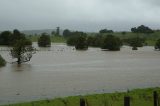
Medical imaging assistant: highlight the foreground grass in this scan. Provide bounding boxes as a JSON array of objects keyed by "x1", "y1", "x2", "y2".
[{"x1": 2, "y1": 87, "x2": 160, "y2": 106}]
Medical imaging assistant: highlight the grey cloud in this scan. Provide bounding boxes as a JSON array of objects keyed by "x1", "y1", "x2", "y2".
[{"x1": 0, "y1": 0, "x2": 159, "y2": 31}]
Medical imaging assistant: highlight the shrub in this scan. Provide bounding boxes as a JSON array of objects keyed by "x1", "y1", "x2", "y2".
[
  {"x1": 0, "y1": 55, "x2": 6, "y2": 67},
  {"x1": 155, "y1": 39, "x2": 160, "y2": 50},
  {"x1": 101, "y1": 35, "x2": 122, "y2": 51},
  {"x1": 38, "y1": 33, "x2": 51, "y2": 47},
  {"x1": 75, "y1": 35, "x2": 88, "y2": 50}
]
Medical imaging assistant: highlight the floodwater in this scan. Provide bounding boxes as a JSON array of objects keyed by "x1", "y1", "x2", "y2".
[{"x1": 0, "y1": 43, "x2": 160, "y2": 105}]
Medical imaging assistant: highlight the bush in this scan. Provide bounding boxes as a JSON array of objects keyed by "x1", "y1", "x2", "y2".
[
  {"x1": 38, "y1": 33, "x2": 51, "y2": 47},
  {"x1": 0, "y1": 55, "x2": 6, "y2": 67},
  {"x1": 87, "y1": 35, "x2": 103, "y2": 47},
  {"x1": 67, "y1": 36, "x2": 78, "y2": 46},
  {"x1": 66, "y1": 31, "x2": 87, "y2": 47},
  {"x1": 155, "y1": 39, "x2": 160, "y2": 50},
  {"x1": 75, "y1": 35, "x2": 88, "y2": 50},
  {"x1": 67, "y1": 35, "x2": 88, "y2": 50},
  {"x1": 101, "y1": 35, "x2": 122, "y2": 51}
]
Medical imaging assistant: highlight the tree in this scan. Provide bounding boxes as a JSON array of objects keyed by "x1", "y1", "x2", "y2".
[
  {"x1": 10, "y1": 39, "x2": 35, "y2": 64},
  {"x1": 87, "y1": 34, "x2": 103, "y2": 47},
  {"x1": 66, "y1": 31, "x2": 87, "y2": 46},
  {"x1": 67, "y1": 36, "x2": 77, "y2": 46},
  {"x1": 131, "y1": 25, "x2": 154, "y2": 34},
  {"x1": 0, "y1": 31, "x2": 12, "y2": 45},
  {"x1": 63, "y1": 29, "x2": 71, "y2": 38},
  {"x1": 38, "y1": 33, "x2": 51, "y2": 47},
  {"x1": 155, "y1": 39, "x2": 160, "y2": 50},
  {"x1": 0, "y1": 55, "x2": 6, "y2": 67},
  {"x1": 101, "y1": 35, "x2": 122, "y2": 51},
  {"x1": 75, "y1": 35, "x2": 88, "y2": 50},
  {"x1": 128, "y1": 37, "x2": 144, "y2": 50},
  {"x1": 99, "y1": 29, "x2": 113, "y2": 34}
]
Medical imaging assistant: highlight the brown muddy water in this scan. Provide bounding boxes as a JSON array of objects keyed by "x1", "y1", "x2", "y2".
[{"x1": 0, "y1": 43, "x2": 160, "y2": 105}]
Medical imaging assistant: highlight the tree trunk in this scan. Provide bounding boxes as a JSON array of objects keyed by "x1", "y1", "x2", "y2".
[{"x1": 17, "y1": 57, "x2": 21, "y2": 64}]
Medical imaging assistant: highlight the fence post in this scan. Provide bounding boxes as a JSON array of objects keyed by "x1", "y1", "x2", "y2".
[
  {"x1": 154, "y1": 91, "x2": 158, "y2": 106},
  {"x1": 80, "y1": 98, "x2": 85, "y2": 106},
  {"x1": 124, "y1": 96, "x2": 130, "y2": 106}
]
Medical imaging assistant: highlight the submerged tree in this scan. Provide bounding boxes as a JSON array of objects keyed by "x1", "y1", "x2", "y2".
[
  {"x1": 10, "y1": 39, "x2": 35, "y2": 64},
  {"x1": 0, "y1": 55, "x2": 6, "y2": 67},
  {"x1": 38, "y1": 33, "x2": 51, "y2": 47},
  {"x1": 101, "y1": 35, "x2": 122, "y2": 51},
  {"x1": 75, "y1": 35, "x2": 88, "y2": 50},
  {"x1": 155, "y1": 39, "x2": 160, "y2": 50},
  {"x1": 128, "y1": 37, "x2": 144, "y2": 50}
]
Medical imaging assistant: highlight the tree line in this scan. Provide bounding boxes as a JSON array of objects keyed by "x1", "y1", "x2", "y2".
[{"x1": 0, "y1": 25, "x2": 160, "y2": 66}]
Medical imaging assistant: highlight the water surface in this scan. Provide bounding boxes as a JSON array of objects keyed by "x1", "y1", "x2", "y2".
[{"x1": 0, "y1": 43, "x2": 160, "y2": 105}]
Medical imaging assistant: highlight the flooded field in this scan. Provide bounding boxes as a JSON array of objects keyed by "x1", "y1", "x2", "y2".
[{"x1": 0, "y1": 43, "x2": 160, "y2": 105}]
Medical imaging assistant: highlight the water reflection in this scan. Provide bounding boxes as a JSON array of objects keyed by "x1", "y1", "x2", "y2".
[{"x1": 10, "y1": 63, "x2": 32, "y2": 72}]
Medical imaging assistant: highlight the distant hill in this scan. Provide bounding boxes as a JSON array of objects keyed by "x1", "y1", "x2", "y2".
[{"x1": 22, "y1": 29, "x2": 63, "y2": 35}]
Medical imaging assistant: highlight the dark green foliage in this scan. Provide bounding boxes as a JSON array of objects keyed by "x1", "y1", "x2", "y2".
[
  {"x1": 63, "y1": 29, "x2": 71, "y2": 38},
  {"x1": 126, "y1": 37, "x2": 145, "y2": 49},
  {"x1": 38, "y1": 33, "x2": 51, "y2": 47},
  {"x1": 131, "y1": 25, "x2": 154, "y2": 34},
  {"x1": 66, "y1": 31, "x2": 87, "y2": 46},
  {"x1": 0, "y1": 29, "x2": 26, "y2": 46},
  {"x1": 99, "y1": 29, "x2": 113, "y2": 34},
  {"x1": 87, "y1": 34, "x2": 103, "y2": 47},
  {"x1": 0, "y1": 31, "x2": 12, "y2": 45},
  {"x1": 11, "y1": 39, "x2": 35, "y2": 64},
  {"x1": 67, "y1": 36, "x2": 78, "y2": 46},
  {"x1": 0, "y1": 55, "x2": 6, "y2": 67},
  {"x1": 155, "y1": 39, "x2": 160, "y2": 50},
  {"x1": 11, "y1": 29, "x2": 26, "y2": 44},
  {"x1": 75, "y1": 35, "x2": 88, "y2": 50},
  {"x1": 101, "y1": 35, "x2": 122, "y2": 51}
]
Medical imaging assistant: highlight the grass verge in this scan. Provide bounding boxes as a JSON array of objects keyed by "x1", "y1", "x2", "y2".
[{"x1": 2, "y1": 87, "x2": 160, "y2": 106}]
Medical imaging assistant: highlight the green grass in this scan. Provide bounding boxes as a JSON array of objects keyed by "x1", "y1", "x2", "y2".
[
  {"x1": 27, "y1": 36, "x2": 66, "y2": 43},
  {"x1": 2, "y1": 87, "x2": 160, "y2": 106}
]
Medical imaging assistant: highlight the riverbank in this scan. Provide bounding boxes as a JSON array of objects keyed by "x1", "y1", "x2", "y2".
[{"x1": 2, "y1": 87, "x2": 160, "y2": 106}]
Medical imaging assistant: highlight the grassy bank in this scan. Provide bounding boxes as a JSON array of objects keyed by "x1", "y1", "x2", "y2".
[
  {"x1": 27, "y1": 31, "x2": 160, "y2": 46},
  {"x1": 0, "y1": 55, "x2": 6, "y2": 67},
  {"x1": 2, "y1": 87, "x2": 160, "y2": 106},
  {"x1": 28, "y1": 36, "x2": 66, "y2": 43}
]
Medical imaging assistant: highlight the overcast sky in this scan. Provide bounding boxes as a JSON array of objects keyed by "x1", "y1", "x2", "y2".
[{"x1": 0, "y1": 0, "x2": 160, "y2": 32}]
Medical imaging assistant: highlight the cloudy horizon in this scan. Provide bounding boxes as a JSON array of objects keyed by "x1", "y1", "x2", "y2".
[{"x1": 0, "y1": 0, "x2": 160, "y2": 32}]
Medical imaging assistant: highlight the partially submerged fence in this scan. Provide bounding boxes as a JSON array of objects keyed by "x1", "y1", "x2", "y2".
[{"x1": 80, "y1": 91, "x2": 159, "y2": 106}]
